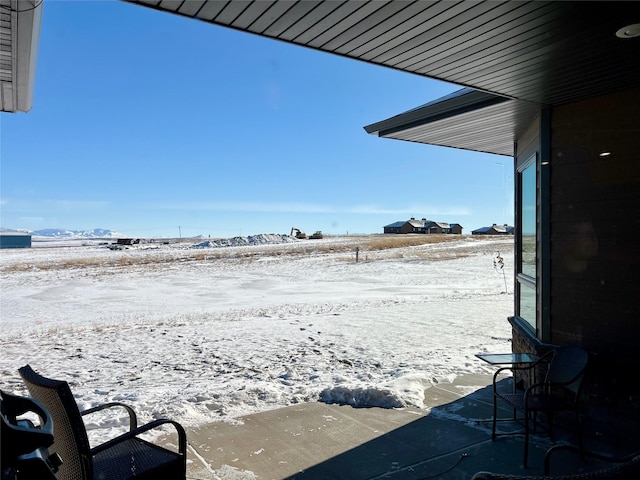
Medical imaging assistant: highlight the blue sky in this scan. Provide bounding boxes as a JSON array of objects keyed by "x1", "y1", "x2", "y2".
[{"x1": 1, "y1": 0, "x2": 513, "y2": 238}]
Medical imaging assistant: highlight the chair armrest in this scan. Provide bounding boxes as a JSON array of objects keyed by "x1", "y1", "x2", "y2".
[
  {"x1": 524, "y1": 373, "x2": 584, "y2": 402},
  {"x1": 492, "y1": 360, "x2": 544, "y2": 392},
  {"x1": 522, "y1": 382, "x2": 552, "y2": 408},
  {"x1": 523, "y1": 380, "x2": 572, "y2": 401},
  {"x1": 80, "y1": 402, "x2": 138, "y2": 431},
  {"x1": 1, "y1": 390, "x2": 52, "y2": 431},
  {"x1": 1, "y1": 391, "x2": 55, "y2": 456},
  {"x1": 492, "y1": 366, "x2": 515, "y2": 392},
  {"x1": 90, "y1": 418, "x2": 187, "y2": 457}
]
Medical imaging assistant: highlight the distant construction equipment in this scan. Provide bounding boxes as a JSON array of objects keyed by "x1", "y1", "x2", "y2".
[
  {"x1": 290, "y1": 228, "x2": 323, "y2": 240},
  {"x1": 290, "y1": 228, "x2": 307, "y2": 239}
]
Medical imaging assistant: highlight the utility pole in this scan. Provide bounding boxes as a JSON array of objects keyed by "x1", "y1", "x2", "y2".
[{"x1": 178, "y1": 226, "x2": 182, "y2": 243}]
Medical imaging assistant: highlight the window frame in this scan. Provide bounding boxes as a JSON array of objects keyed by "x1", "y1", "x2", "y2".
[{"x1": 516, "y1": 153, "x2": 538, "y2": 332}]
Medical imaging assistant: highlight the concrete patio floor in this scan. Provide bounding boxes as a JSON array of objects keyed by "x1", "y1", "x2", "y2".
[{"x1": 180, "y1": 373, "x2": 610, "y2": 480}]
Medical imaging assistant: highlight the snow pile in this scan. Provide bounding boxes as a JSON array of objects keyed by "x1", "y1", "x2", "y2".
[
  {"x1": 195, "y1": 234, "x2": 297, "y2": 248},
  {"x1": 319, "y1": 386, "x2": 407, "y2": 408},
  {"x1": 193, "y1": 241, "x2": 215, "y2": 248}
]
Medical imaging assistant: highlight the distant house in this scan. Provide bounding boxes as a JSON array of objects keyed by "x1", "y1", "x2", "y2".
[
  {"x1": 450, "y1": 224, "x2": 463, "y2": 235},
  {"x1": 0, "y1": 232, "x2": 32, "y2": 249},
  {"x1": 472, "y1": 224, "x2": 514, "y2": 235},
  {"x1": 384, "y1": 218, "x2": 462, "y2": 234},
  {"x1": 384, "y1": 217, "x2": 428, "y2": 234},
  {"x1": 383, "y1": 221, "x2": 406, "y2": 234},
  {"x1": 424, "y1": 221, "x2": 464, "y2": 234}
]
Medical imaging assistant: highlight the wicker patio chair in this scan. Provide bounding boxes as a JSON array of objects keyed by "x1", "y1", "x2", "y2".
[
  {"x1": 491, "y1": 345, "x2": 589, "y2": 467},
  {"x1": 18, "y1": 365, "x2": 187, "y2": 480}
]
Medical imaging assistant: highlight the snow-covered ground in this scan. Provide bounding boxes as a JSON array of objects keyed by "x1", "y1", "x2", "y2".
[{"x1": 0, "y1": 234, "x2": 514, "y2": 443}]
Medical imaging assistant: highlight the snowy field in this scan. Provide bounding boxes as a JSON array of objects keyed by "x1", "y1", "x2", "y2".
[{"x1": 1, "y1": 234, "x2": 514, "y2": 443}]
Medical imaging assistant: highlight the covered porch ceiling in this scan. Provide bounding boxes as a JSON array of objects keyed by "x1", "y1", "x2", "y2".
[{"x1": 123, "y1": 1, "x2": 640, "y2": 156}]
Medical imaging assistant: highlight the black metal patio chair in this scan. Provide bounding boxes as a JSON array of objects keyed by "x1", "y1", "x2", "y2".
[
  {"x1": 471, "y1": 445, "x2": 640, "y2": 479},
  {"x1": 18, "y1": 364, "x2": 187, "y2": 480},
  {"x1": 491, "y1": 345, "x2": 589, "y2": 467},
  {"x1": 1, "y1": 389, "x2": 60, "y2": 479}
]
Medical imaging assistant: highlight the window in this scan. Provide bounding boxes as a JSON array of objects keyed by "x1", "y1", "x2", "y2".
[
  {"x1": 517, "y1": 155, "x2": 537, "y2": 330},
  {"x1": 521, "y1": 161, "x2": 536, "y2": 279}
]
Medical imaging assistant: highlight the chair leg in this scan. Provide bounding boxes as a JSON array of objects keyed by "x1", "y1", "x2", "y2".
[
  {"x1": 492, "y1": 394, "x2": 498, "y2": 440},
  {"x1": 575, "y1": 411, "x2": 584, "y2": 458},
  {"x1": 524, "y1": 410, "x2": 530, "y2": 468}
]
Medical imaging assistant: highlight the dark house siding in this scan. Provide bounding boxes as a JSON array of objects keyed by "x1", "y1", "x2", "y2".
[
  {"x1": 401, "y1": 222, "x2": 424, "y2": 234},
  {"x1": 450, "y1": 224, "x2": 463, "y2": 234},
  {"x1": 425, "y1": 222, "x2": 444, "y2": 234},
  {"x1": 383, "y1": 221, "x2": 405, "y2": 234},
  {"x1": 549, "y1": 87, "x2": 640, "y2": 440},
  {"x1": 384, "y1": 219, "x2": 428, "y2": 234},
  {"x1": 550, "y1": 87, "x2": 640, "y2": 350},
  {"x1": 386, "y1": 219, "x2": 462, "y2": 234},
  {"x1": 472, "y1": 225, "x2": 514, "y2": 235}
]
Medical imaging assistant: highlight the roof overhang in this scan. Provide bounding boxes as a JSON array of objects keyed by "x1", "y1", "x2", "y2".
[
  {"x1": 364, "y1": 88, "x2": 541, "y2": 156},
  {"x1": 1, "y1": 0, "x2": 43, "y2": 113}
]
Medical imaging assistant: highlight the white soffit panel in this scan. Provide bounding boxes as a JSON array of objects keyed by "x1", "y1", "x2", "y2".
[{"x1": 0, "y1": 0, "x2": 42, "y2": 113}]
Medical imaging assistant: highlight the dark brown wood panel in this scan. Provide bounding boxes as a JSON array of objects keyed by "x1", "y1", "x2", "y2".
[
  {"x1": 215, "y1": 1, "x2": 255, "y2": 26},
  {"x1": 239, "y1": 1, "x2": 294, "y2": 34},
  {"x1": 232, "y1": 1, "x2": 276, "y2": 30},
  {"x1": 550, "y1": 88, "x2": 640, "y2": 363},
  {"x1": 551, "y1": 198, "x2": 640, "y2": 223},
  {"x1": 345, "y1": 2, "x2": 451, "y2": 60},
  {"x1": 277, "y1": 2, "x2": 345, "y2": 42},
  {"x1": 177, "y1": 1, "x2": 206, "y2": 17},
  {"x1": 261, "y1": 1, "x2": 322, "y2": 38},
  {"x1": 195, "y1": 1, "x2": 228, "y2": 22},
  {"x1": 417, "y1": 2, "x2": 563, "y2": 66},
  {"x1": 157, "y1": 0, "x2": 183, "y2": 11},
  {"x1": 319, "y1": 1, "x2": 413, "y2": 52},
  {"x1": 305, "y1": 2, "x2": 390, "y2": 50},
  {"x1": 342, "y1": 2, "x2": 438, "y2": 57},
  {"x1": 437, "y1": 19, "x2": 569, "y2": 84},
  {"x1": 399, "y1": 2, "x2": 557, "y2": 73},
  {"x1": 367, "y1": 2, "x2": 478, "y2": 65},
  {"x1": 289, "y1": 2, "x2": 363, "y2": 44}
]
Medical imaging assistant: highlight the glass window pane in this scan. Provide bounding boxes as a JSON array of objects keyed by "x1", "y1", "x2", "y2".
[
  {"x1": 521, "y1": 163, "x2": 536, "y2": 278},
  {"x1": 519, "y1": 282, "x2": 536, "y2": 329}
]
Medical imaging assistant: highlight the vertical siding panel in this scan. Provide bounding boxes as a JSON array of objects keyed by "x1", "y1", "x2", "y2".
[
  {"x1": 549, "y1": 87, "x2": 640, "y2": 441},
  {"x1": 550, "y1": 87, "x2": 640, "y2": 352}
]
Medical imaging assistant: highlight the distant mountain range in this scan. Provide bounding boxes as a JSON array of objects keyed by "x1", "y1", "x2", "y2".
[{"x1": 0, "y1": 228, "x2": 123, "y2": 238}]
